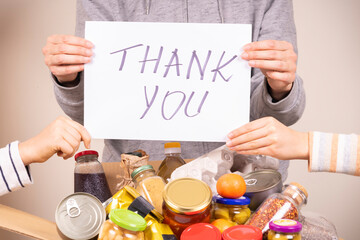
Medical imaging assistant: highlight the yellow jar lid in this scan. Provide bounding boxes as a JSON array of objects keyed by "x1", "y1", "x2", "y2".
[
  {"x1": 163, "y1": 178, "x2": 212, "y2": 214},
  {"x1": 164, "y1": 142, "x2": 181, "y2": 148}
]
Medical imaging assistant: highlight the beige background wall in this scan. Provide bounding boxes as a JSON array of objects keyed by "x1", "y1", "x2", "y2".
[{"x1": 0, "y1": 0, "x2": 359, "y2": 239}]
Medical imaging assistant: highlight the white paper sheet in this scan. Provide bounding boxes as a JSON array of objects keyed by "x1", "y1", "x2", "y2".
[{"x1": 84, "y1": 21, "x2": 251, "y2": 142}]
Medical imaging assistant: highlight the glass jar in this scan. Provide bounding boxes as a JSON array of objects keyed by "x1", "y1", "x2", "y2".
[
  {"x1": 268, "y1": 219, "x2": 302, "y2": 240},
  {"x1": 131, "y1": 165, "x2": 166, "y2": 214},
  {"x1": 157, "y1": 142, "x2": 186, "y2": 182},
  {"x1": 247, "y1": 182, "x2": 308, "y2": 235},
  {"x1": 222, "y1": 225, "x2": 263, "y2": 240},
  {"x1": 162, "y1": 178, "x2": 212, "y2": 238},
  {"x1": 181, "y1": 223, "x2": 222, "y2": 240},
  {"x1": 212, "y1": 195, "x2": 251, "y2": 225},
  {"x1": 98, "y1": 209, "x2": 146, "y2": 240},
  {"x1": 74, "y1": 150, "x2": 112, "y2": 203}
]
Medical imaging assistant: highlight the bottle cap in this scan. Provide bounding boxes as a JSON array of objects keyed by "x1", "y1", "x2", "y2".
[
  {"x1": 222, "y1": 225, "x2": 262, "y2": 240},
  {"x1": 74, "y1": 150, "x2": 98, "y2": 161},
  {"x1": 109, "y1": 209, "x2": 147, "y2": 232},
  {"x1": 164, "y1": 142, "x2": 181, "y2": 154},
  {"x1": 269, "y1": 219, "x2": 302, "y2": 233},
  {"x1": 213, "y1": 195, "x2": 250, "y2": 206},
  {"x1": 181, "y1": 223, "x2": 221, "y2": 240},
  {"x1": 131, "y1": 165, "x2": 154, "y2": 179}
]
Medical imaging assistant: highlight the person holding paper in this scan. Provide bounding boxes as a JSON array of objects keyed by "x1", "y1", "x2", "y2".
[
  {"x1": 0, "y1": 116, "x2": 91, "y2": 196},
  {"x1": 226, "y1": 116, "x2": 360, "y2": 176},
  {"x1": 42, "y1": 0, "x2": 305, "y2": 181}
]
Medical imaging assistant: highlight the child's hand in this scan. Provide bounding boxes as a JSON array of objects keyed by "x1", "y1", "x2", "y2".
[
  {"x1": 226, "y1": 117, "x2": 309, "y2": 160},
  {"x1": 18, "y1": 116, "x2": 91, "y2": 165}
]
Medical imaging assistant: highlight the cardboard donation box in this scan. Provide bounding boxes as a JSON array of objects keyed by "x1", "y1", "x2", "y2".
[{"x1": 0, "y1": 161, "x2": 167, "y2": 240}]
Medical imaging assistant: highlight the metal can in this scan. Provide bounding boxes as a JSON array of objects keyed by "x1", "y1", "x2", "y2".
[
  {"x1": 243, "y1": 170, "x2": 283, "y2": 211},
  {"x1": 55, "y1": 192, "x2": 106, "y2": 240},
  {"x1": 162, "y1": 178, "x2": 212, "y2": 238}
]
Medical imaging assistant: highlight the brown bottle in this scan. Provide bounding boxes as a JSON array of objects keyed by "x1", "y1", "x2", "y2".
[{"x1": 156, "y1": 142, "x2": 186, "y2": 182}]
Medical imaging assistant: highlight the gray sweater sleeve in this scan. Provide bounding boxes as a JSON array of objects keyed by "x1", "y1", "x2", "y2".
[{"x1": 250, "y1": 0, "x2": 306, "y2": 126}]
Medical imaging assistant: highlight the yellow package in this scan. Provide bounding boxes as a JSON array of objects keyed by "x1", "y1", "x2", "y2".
[
  {"x1": 145, "y1": 223, "x2": 177, "y2": 240},
  {"x1": 105, "y1": 185, "x2": 163, "y2": 227}
]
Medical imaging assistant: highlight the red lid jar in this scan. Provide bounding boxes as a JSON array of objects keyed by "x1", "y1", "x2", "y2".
[
  {"x1": 180, "y1": 223, "x2": 221, "y2": 240},
  {"x1": 222, "y1": 225, "x2": 262, "y2": 240}
]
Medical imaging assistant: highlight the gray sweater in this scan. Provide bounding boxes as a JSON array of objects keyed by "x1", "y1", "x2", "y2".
[{"x1": 53, "y1": 0, "x2": 305, "y2": 179}]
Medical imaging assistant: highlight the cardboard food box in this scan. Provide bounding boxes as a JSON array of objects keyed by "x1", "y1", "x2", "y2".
[{"x1": 0, "y1": 160, "x2": 174, "y2": 240}]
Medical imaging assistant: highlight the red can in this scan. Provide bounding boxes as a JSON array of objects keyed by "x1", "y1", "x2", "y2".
[
  {"x1": 181, "y1": 223, "x2": 221, "y2": 240},
  {"x1": 222, "y1": 225, "x2": 262, "y2": 240}
]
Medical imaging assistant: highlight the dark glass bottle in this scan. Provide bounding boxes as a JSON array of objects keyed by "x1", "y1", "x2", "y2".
[{"x1": 74, "y1": 150, "x2": 112, "y2": 203}]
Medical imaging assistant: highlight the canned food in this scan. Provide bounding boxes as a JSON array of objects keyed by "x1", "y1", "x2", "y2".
[
  {"x1": 163, "y1": 178, "x2": 212, "y2": 238},
  {"x1": 55, "y1": 192, "x2": 106, "y2": 240},
  {"x1": 212, "y1": 195, "x2": 251, "y2": 225},
  {"x1": 243, "y1": 170, "x2": 283, "y2": 211}
]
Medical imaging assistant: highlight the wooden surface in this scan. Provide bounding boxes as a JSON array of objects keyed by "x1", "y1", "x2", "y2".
[{"x1": 0, "y1": 203, "x2": 62, "y2": 240}]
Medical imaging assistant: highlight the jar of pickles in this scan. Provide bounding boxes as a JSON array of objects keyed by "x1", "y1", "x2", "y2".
[
  {"x1": 212, "y1": 195, "x2": 251, "y2": 225},
  {"x1": 162, "y1": 178, "x2": 212, "y2": 238},
  {"x1": 131, "y1": 165, "x2": 166, "y2": 214},
  {"x1": 246, "y1": 182, "x2": 308, "y2": 235},
  {"x1": 98, "y1": 209, "x2": 147, "y2": 240},
  {"x1": 268, "y1": 219, "x2": 302, "y2": 240}
]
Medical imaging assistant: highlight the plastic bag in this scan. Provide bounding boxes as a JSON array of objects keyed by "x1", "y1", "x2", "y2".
[{"x1": 299, "y1": 211, "x2": 338, "y2": 240}]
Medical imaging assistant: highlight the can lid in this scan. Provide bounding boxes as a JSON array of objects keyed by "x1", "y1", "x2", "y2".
[
  {"x1": 55, "y1": 192, "x2": 106, "y2": 240},
  {"x1": 131, "y1": 165, "x2": 154, "y2": 179},
  {"x1": 269, "y1": 219, "x2": 302, "y2": 233},
  {"x1": 213, "y1": 195, "x2": 250, "y2": 206},
  {"x1": 109, "y1": 209, "x2": 147, "y2": 232},
  {"x1": 181, "y1": 223, "x2": 221, "y2": 240},
  {"x1": 243, "y1": 170, "x2": 282, "y2": 193},
  {"x1": 163, "y1": 178, "x2": 212, "y2": 214},
  {"x1": 222, "y1": 225, "x2": 262, "y2": 240},
  {"x1": 74, "y1": 150, "x2": 98, "y2": 161}
]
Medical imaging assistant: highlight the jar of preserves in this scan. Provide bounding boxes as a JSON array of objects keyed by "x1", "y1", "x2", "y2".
[
  {"x1": 163, "y1": 178, "x2": 212, "y2": 238},
  {"x1": 181, "y1": 223, "x2": 222, "y2": 240},
  {"x1": 74, "y1": 150, "x2": 112, "y2": 203},
  {"x1": 247, "y1": 182, "x2": 308, "y2": 235},
  {"x1": 131, "y1": 165, "x2": 166, "y2": 214},
  {"x1": 157, "y1": 142, "x2": 186, "y2": 182},
  {"x1": 98, "y1": 209, "x2": 147, "y2": 240},
  {"x1": 268, "y1": 219, "x2": 302, "y2": 240},
  {"x1": 212, "y1": 195, "x2": 251, "y2": 225},
  {"x1": 222, "y1": 225, "x2": 262, "y2": 240}
]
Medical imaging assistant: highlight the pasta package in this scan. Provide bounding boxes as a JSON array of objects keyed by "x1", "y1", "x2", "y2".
[
  {"x1": 144, "y1": 223, "x2": 177, "y2": 240},
  {"x1": 105, "y1": 185, "x2": 164, "y2": 227}
]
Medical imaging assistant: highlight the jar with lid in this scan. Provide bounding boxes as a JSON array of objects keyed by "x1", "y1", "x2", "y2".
[
  {"x1": 212, "y1": 195, "x2": 251, "y2": 225},
  {"x1": 74, "y1": 150, "x2": 112, "y2": 203},
  {"x1": 268, "y1": 219, "x2": 302, "y2": 240},
  {"x1": 222, "y1": 225, "x2": 263, "y2": 240},
  {"x1": 181, "y1": 223, "x2": 222, "y2": 240},
  {"x1": 156, "y1": 142, "x2": 186, "y2": 182},
  {"x1": 246, "y1": 182, "x2": 308, "y2": 235},
  {"x1": 162, "y1": 178, "x2": 213, "y2": 238},
  {"x1": 131, "y1": 165, "x2": 166, "y2": 214},
  {"x1": 98, "y1": 209, "x2": 146, "y2": 240}
]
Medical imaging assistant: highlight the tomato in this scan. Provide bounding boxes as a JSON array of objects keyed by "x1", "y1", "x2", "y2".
[{"x1": 216, "y1": 173, "x2": 246, "y2": 199}]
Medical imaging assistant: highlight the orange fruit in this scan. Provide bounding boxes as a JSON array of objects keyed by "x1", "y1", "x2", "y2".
[
  {"x1": 211, "y1": 219, "x2": 235, "y2": 233},
  {"x1": 216, "y1": 173, "x2": 246, "y2": 198}
]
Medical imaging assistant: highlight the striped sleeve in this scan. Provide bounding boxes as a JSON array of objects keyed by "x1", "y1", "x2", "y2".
[
  {"x1": 309, "y1": 132, "x2": 360, "y2": 176},
  {"x1": 0, "y1": 141, "x2": 33, "y2": 196}
]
